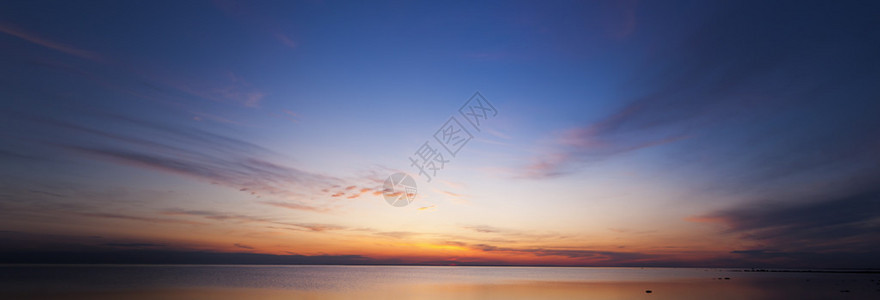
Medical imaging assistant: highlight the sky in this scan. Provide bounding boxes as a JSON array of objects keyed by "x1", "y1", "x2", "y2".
[{"x1": 1, "y1": 0, "x2": 879, "y2": 268}]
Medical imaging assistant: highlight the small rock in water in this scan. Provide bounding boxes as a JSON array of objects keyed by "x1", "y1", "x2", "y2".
[
  {"x1": 645, "y1": 290, "x2": 652, "y2": 294},
  {"x1": 724, "y1": 277, "x2": 730, "y2": 280}
]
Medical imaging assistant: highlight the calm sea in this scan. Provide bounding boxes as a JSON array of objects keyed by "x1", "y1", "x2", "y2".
[{"x1": 0, "y1": 265, "x2": 877, "y2": 299}]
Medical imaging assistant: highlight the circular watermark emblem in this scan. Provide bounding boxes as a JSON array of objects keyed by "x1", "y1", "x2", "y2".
[{"x1": 383, "y1": 172, "x2": 417, "y2": 207}]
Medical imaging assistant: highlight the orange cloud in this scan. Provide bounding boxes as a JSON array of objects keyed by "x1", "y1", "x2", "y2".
[{"x1": 683, "y1": 215, "x2": 727, "y2": 224}]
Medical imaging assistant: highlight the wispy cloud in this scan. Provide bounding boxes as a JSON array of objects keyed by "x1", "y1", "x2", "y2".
[
  {"x1": 233, "y1": 243, "x2": 255, "y2": 250},
  {"x1": 433, "y1": 189, "x2": 470, "y2": 205},
  {"x1": 417, "y1": 205, "x2": 436, "y2": 211},
  {"x1": 462, "y1": 225, "x2": 503, "y2": 233},
  {"x1": 213, "y1": 0, "x2": 300, "y2": 50},
  {"x1": 274, "y1": 33, "x2": 298, "y2": 49},
  {"x1": 470, "y1": 243, "x2": 655, "y2": 261},
  {"x1": 599, "y1": 0, "x2": 638, "y2": 39},
  {"x1": 161, "y1": 209, "x2": 270, "y2": 223},
  {"x1": 161, "y1": 209, "x2": 347, "y2": 232},
  {"x1": 0, "y1": 23, "x2": 105, "y2": 62},
  {"x1": 282, "y1": 110, "x2": 300, "y2": 123},
  {"x1": 689, "y1": 189, "x2": 880, "y2": 253},
  {"x1": 3, "y1": 21, "x2": 269, "y2": 112},
  {"x1": 191, "y1": 111, "x2": 247, "y2": 125},
  {"x1": 158, "y1": 71, "x2": 267, "y2": 108},
  {"x1": 522, "y1": 129, "x2": 687, "y2": 178},
  {"x1": 323, "y1": 181, "x2": 389, "y2": 200},
  {"x1": 80, "y1": 212, "x2": 207, "y2": 226},
  {"x1": 461, "y1": 224, "x2": 564, "y2": 241},
  {"x1": 374, "y1": 231, "x2": 421, "y2": 239},
  {"x1": 103, "y1": 242, "x2": 166, "y2": 248},
  {"x1": 37, "y1": 114, "x2": 350, "y2": 209},
  {"x1": 296, "y1": 223, "x2": 347, "y2": 232},
  {"x1": 519, "y1": 1, "x2": 880, "y2": 179},
  {"x1": 259, "y1": 201, "x2": 328, "y2": 213}
]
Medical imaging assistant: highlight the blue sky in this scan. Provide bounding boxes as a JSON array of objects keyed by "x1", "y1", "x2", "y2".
[{"x1": 1, "y1": 0, "x2": 879, "y2": 267}]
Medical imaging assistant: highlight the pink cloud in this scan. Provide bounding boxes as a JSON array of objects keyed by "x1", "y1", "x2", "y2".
[
  {"x1": 275, "y1": 33, "x2": 298, "y2": 49},
  {"x1": 601, "y1": 0, "x2": 638, "y2": 39},
  {"x1": 0, "y1": 23, "x2": 105, "y2": 62}
]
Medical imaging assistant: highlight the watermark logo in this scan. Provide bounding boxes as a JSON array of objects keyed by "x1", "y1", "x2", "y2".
[
  {"x1": 458, "y1": 92, "x2": 497, "y2": 132},
  {"x1": 384, "y1": 91, "x2": 498, "y2": 207},
  {"x1": 433, "y1": 117, "x2": 472, "y2": 157},
  {"x1": 383, "y1": 172, "x2": 417, "y2": 207}
]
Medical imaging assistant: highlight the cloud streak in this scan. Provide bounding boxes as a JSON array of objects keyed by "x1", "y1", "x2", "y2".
[
  {"x1": 690, "y1": 189, "x2": 880, "y2": 253},
  {"x1": 470, "y1": 243, "x2": 655, "y2": 262},
  {"x1": 161, "y1": 209, "x2": 347, "y2": 232},
  {"x1": 35, "y1": 113, "x2": 349, "y2": 210},
  {"x1": 521, "y1": 1, "x2": 880, "y2": 179},
  {"x1": 0, "y1": 23, "x2": 104, "y2": 62},
  {"x1": 80, "y1": 212, "x2": 207, "y2": 226}
]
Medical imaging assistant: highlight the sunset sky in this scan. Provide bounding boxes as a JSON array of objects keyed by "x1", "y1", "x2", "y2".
[{"x1": 1, "y1": 0, "x2": 879, "y2": 268}]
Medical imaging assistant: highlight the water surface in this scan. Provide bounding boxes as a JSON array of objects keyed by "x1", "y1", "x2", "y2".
[{"x1": 1, "y1": 265, "x2": 877, "y2": 299}]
